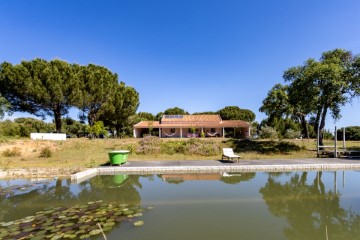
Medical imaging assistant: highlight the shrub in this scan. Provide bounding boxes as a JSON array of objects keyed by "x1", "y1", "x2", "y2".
[
  {"x1": 187, "y1": 139, "x2": 221, "y2": 156},
  {"x1": 2, "y1": 147, "x2": 22, "y2": 157},
  {"x1": 161, "y1": 141, "x2": 187, "y2": 155},
  {"x1": 39, "y1": 146, "x2": 52, "y2": 158},
  {"x1": 136, "y1": 136, "x2": 161, "y2": 154},
  {"x1": 259, "y1": 126, "x2": 278, "y2": 140},
  {"x1": 284, "y1": 129, "x2": 301, "y2": 139}
]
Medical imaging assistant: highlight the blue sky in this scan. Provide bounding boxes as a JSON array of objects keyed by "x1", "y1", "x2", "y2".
[{"x1": 1, "y1": 0, "x2": 360, "y2": 130}]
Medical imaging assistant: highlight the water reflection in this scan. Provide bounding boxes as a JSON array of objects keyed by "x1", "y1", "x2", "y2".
[
  {"x1": 0, "y1": 175, "x2": 142, "y2": 222},
  {"x1": 260, "y1": 172, "x2": 360, "y2": 239},
  {"x1": 0, "y1": 172, "x2": 360, "y2": 240}
]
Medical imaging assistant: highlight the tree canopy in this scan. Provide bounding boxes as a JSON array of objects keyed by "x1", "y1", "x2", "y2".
[
  {"x1": 260, "y1": 49, "x2": 360, "y2": 140},
  {"x1": 217, "y1": 106, "x2": 255, "y2": 122},
  {"x1": 76, "y1": 64, "x2": 118, "y2": 126},
  {"x1": 0, "y1": 59, "x2": 81, "y2": 132},
  {"x1": 98, "y1": 82, "x2": 139, "y2": 137},
  {"x1": 163, "y1": 107, "x2": 189, "y2": 115}
]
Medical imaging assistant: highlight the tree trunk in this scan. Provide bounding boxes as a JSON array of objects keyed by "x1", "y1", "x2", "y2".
[
  {"x1": 54, "y1": 109, "x2": 62, "y2": 133},
  {"x1": 318, "y1": 105, "x2": 329, "y2": 147},
  {"x1": 88, "y1": 110, "x2": 97, "y2": 126},
  {"x1": 299, "y1": 114, "x2": 309, "y2": 138}
]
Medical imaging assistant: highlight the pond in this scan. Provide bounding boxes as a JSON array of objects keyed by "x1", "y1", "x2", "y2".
[{"x1": 1, "y1": 171, "x2": 360, "y2": 239}]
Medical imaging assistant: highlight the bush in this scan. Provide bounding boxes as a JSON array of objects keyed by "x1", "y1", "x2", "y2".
[
  {"x1": 136, "y1": 136, "x2": 161, "y2": 154},
  {"x1": 259, "y1": 126, "x2": 278, "y2": 140},
  {"x1": 2, "y1": 147, "x2": 22, "y2": 157},
  {"x1": 187, "y1": 139, "x2": 221, "y2": 156},
  {"x1": 337, "y1": 126, "x2": 360, "y2": 141},
  {"x1": 284, "y1": 129, "x2": 301, "y2": 139},
  {"x1": 39, "y1": 146, "x2": 52, "y2": 158},
  {"x1": 161, "y1": 141, "x2": 187, "y2": 155}
]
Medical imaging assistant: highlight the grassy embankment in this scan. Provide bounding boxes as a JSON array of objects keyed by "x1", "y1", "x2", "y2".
[{"x1": 1, "y1": 137, "x2": 360, "y2": 170}]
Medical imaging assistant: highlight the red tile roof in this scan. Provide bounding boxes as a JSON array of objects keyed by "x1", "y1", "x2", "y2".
[{"x1": 133, "y1": 115, "x2": 250, "y2": 128}]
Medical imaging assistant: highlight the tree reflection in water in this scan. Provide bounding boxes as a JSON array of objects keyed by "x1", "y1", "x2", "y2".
[
  {"x1": 260, "y1": 172, "x2": 360, "y2": 239},
  {"x1": 0, "y1": 175, "x2": 142, "y2": 222}
]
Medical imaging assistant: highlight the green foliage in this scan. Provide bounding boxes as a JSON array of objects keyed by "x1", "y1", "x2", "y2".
[
  {"x1": 0, "y1": 59, "x2": 81, "y2": 132},
  {"x1": 39, "y1": 146, "x2": 52, "y2": 158},
  {"x1": 259, "y1": 126, "x2": 278, "y2": 140},
  {"x1": 217, "y1": 106, "x2": 255, "y2": 122},
  {"x1": 2, "y1": 147, "x2": 22, "y2": 157},
  {"x1": 62, "y1": 118, "x2": 85, "y2": 137},
  {"x1": 136, "y1": 136, "x2": 161, "y2": 154},
  {"x1": 98, "y1": 82, "x2": 140, "y2": 138},
  {"x1": 0, "y1": 118, "x2": 54, "y2": 137},
  {"x1": 337, "y1": 126, "x2": 360, "y2": 141},
  {"x1": 192, "y1": 111, "x2": 217, "y2": 115},
  {"x1": 161, "y1": 141, "x2": 187, "y2": 155},
  {"x1": 259, "y1": 84, "x2": 292, "y2": 121},
  {"x1": 163, "y1": 107, "x2": 189, "y2": 115},
  {"x1": 284, "y1": 129, "x2": 301, "y2": 139},
  {"x1": 0, "y1": 94, "x2": 10, "y2": 119},
  {"x1": 136, "y1": 137, "x2": 221, "y2": 156},
  {"x1": 187, "y1": 138, "x2": 221, "y2": 156},
  {"x1": 89, "y1": 121, "x2": 107, "y2": 138},
  {"x1": 76, "y1": 64, "x2": 118, "y2": 126},
  {"x1": 284, "y1": 49, "x2": 360, "y2": 133},
  {"x1": 137, "y1": 112, "x2": 155, "y2": 121},
  {"x1": 228, "y1": 139, "x2": 301, "y2": 154}
]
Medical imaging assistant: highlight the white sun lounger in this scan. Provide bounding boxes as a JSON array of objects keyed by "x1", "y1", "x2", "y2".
[{"x1": 222, "y1": 148, "x2": 241, "y2": 162}]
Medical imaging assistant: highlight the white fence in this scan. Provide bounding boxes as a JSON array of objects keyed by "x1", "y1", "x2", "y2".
[{"x1": 30, "y1": 133, "x2": 66, "y2": 141}]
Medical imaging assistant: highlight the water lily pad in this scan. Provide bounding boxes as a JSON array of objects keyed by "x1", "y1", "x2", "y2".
[
  {"x1": 102, "y1": 226, "x2": 113, "y2": 232},
  {"x1": 133, "y1": 213, "x2": 143, "y2": 217},
  {"x1": 133, "y1": 220, "x2": 144, "y2": 227},
  {"x1": 79, "y1": 234, "x2": 90, "y2": 239},
  {"x1": 123, "y1": 210, "x2": 134, "y2": 215},
  {"x1": 89, "y1": 229, "x2": 101, "y2": 235},
  {"x1": 1, "y1": 221, "x2": 14, "y2": 227}
]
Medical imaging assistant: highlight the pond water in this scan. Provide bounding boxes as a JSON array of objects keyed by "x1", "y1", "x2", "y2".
[{"x1": 1, "y1": 171, "x2": 360, "y2": 239}]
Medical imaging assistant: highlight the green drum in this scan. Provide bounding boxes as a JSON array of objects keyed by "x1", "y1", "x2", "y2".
[{"x1": 108, "y1": 150, "x2": 130, "y2": 165}]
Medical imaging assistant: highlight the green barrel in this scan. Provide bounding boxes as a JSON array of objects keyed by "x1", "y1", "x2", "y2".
[
  {"x1": 108, "y1": 150, "x2": 130, "y2": 165},
  {"x1": 113, "y1": 174, "x2": 129, "y2": 185}
]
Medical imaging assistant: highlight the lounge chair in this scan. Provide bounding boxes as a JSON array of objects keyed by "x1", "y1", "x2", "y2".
[{"x1": 222, "y1": 148, "x2": 241, "y2": 162}]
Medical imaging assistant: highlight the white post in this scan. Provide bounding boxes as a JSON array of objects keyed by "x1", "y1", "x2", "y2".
[
  {"x1": 343, "y1": 127, "x2": 346, "y2": 152},
  {"x1": 317, "y1": 126, "x2": 320, "y2": 157},
  {"x1": 223, "y1": 128, "x2": 225, "y2": 138},
  {"x1": 180, "y1": 128, "x2": 183, "y2": 138},
  {"x1": 334, "y1": 126, "x2": 337, "y2": 158},
  {"x1": 133, "y1": 129, "x2": 136, "y2": 138},
  {"x1": 159, "y1": 128, "x2": 161, "y2": 138}
]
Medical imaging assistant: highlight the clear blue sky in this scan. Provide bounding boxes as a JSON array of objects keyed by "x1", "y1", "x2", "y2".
[{"x1": 1, "y1": 0, "x2": 360, "y2": 130}]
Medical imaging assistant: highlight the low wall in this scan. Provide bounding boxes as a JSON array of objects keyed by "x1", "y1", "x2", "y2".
[{"x1": 30, "y1": 133, "x2": 66, "y2": 141}]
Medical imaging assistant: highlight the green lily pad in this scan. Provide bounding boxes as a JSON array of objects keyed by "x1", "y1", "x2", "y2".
[
  {"x1": 133, "y1": 220, "x2": 144, "y2": 227},
  {"x1": 89, "y1": 229, "x2": 101, "y2": 235}
]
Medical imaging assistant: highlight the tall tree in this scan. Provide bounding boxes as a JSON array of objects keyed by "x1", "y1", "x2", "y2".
[
  {"x1": 217, "y1": 106, "x2": 255, "y2": 122},
  {"x1": 137, "y1": 112, "x2": 155, "y2": 121},
  {"x1": 259, "y1": 84, "x2": 307, "y2": 137},
  {"x1": 163, "y1": 107, "x2": 189, "y2": 115},
  {"x1": 0, "y1": 94, "x2": 10, "y2": 119},
  {"x1": 76, "y1": 64, "x2": 118, "y2": 126},
  {"x1": 283, "y1": 49, "x2": 360, "y2": 144},
  {"x1": 98, "y1": 82, "x2": 139, "y2": 137},
  {"x1": 0, "y1": 59, "x2": 81, "y2": 132}
]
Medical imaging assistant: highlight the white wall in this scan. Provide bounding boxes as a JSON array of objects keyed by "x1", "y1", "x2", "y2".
[{"x1": 30, "y1": 133, "x2": 66, "y2": 141}]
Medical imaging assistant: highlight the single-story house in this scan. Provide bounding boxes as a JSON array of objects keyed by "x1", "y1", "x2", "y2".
[{"x1": 133, "y1": 114, "x2": 250, "y2": 138}]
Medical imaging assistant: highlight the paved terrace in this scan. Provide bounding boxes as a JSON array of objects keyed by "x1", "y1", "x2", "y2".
[{"x1": 71, "y1": 158, "x2": 360, "y2": 183}]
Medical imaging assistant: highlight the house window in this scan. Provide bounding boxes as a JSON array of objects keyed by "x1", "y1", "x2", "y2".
[
  {"x1": 170, "y1": 128, "x2": 176, "y2": 133},
  {"x1": 211, "y1": 128, "x2": 216, "y2": 132}
]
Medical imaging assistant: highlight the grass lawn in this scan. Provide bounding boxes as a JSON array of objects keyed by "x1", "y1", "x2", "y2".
[{"x1": 1, "y1": 137, "x2": 360, "y2": 171}]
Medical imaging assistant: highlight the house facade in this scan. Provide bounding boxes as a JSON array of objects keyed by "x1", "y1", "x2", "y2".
[{"x1": 133, "y1": 114, "x2": 251, "y2": 138}]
